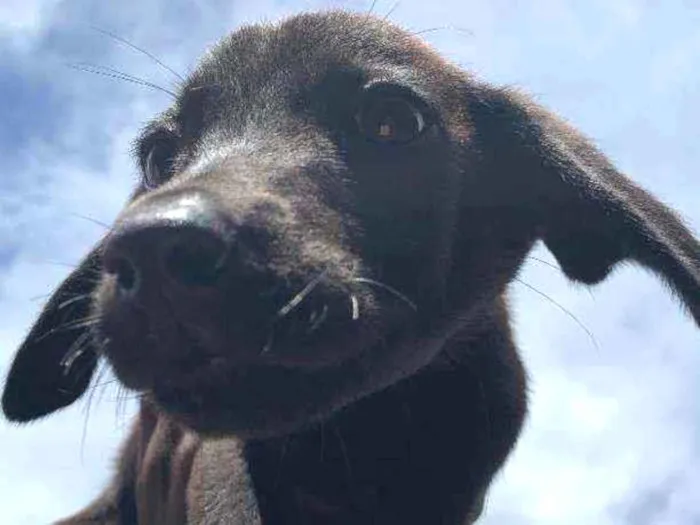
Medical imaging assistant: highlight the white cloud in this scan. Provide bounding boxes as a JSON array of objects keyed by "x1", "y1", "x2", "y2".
[{"x1": 0, "y1": 0, "x2": 58, "y2": 33}]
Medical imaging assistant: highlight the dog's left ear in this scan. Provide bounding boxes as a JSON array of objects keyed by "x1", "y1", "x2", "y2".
[
  {"x1": 2, "y1": 247, "x2": 102, "y2": 422},
  {"x1": 467, "y1": 84, "x2": 700, "y2": 324}
]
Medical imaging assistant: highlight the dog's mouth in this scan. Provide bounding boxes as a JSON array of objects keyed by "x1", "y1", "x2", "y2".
[{"x1": 94, "y1": 271, "x2": 416, "y2": 437}]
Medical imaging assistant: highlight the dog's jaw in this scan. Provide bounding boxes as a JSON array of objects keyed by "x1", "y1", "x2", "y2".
[{"x1": 94, "y1": 263, "x2": 426, "y2": 438}]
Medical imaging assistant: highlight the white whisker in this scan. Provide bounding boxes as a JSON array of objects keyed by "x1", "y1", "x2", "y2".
[
  {"x1": 350, "y1": 294, "x2": 360, "y2": 320},
  {"x1": 352, "y1": 277, "x2": 418, "y2": 312},
  {"x1": 261, "y1": 331, "x2": 276, "y2": 355},
  {"x1": 308, "y1": 304, "x2": 329, "y2": 333},
  {"x1": 276, "y1": 270, "x2": 328, "y2": 318}
]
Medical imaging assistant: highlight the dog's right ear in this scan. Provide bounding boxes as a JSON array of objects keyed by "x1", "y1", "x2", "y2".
[
  {"x1": 2, "y1": 247, "x2": 102, "y2": 422},
  {"x1": 462, "y1": 83, "x2": 700, "y2": 324}
]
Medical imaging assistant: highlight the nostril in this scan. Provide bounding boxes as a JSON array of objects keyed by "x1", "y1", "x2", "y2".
[{"x1": 162, "y1": 230, "x2": 228, "y2": 287}]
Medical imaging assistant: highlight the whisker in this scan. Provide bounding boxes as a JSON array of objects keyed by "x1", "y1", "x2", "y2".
[
  {"x1": 410, "y1": 26, "x2": 473, "y2": 37},
  {"x1": 59, "y1": 346, "x2": 97, "y2": 396},
  {"x1": 263, "y1": 271, "x2": 331, "y2": 354},
  {"x1": 96, "y1": 383, "x2": 113, "y2": 413},
  {"x1": 80, "y1": 397, "x2": 91, "y2": 460},
  {"x1": 89, "y1": 25, "x2": 185, "y2": 82},
  {"x1": 352, "y1": 277, "x2": 417, "y2": 312},
  {"x1": 67, "y1": 62, "x2": 177, "y2": 98},
  {"x1": 67, "y1": 212, "x2": 113, "y2": 231},
  {"x1": 36, "y1": 315, "x2": 100, "y2": 345},
  {"x1": 526, "y1": 255, "x2": 596, "y2": 300},
  {"x1": 350, "y1": 294, "x2": 360, "y2": 320},
  {"x1": 60, "y1": 331, "x2": 93, "y2": 374},
  {"x1": 117, "y1": 391, "x2": 144, "y2": 402},
  {"x1": 333, "y1": 424, "x2": 353, "y2": 487},
  {"x1": 116, "y1": 384, "x2": 132, "y2": 426},
  {"x1": 57, "y1": 293, "x2": 93, "y2": 311},
  {"x1": 307, "y1": 304, "x2": 329, "y2": 333},
  {"x1": 383, "y1": 1, "x2": 401, "y2": 21},
  {"x1": 366, "y1": 0, "x2": 379, "y2": 16},
  {"x1": 514, "y1": 277, "x2": 600, "y2": 351},
  {"x1": 30, "y1": 259, "x2": 79, "y2": 269},
  {"x1": 57, "y1": 316, "x2": 101, "y2": 334},
  {"x1": 276, "y1": 270, "x2": 328, "y2": 319},
  {"x1": 273, "y1": 435, "x2": 292, "y2": 490},
  {"x1": 261, "y1": 330, "x2": 276, "y2": 355},
  {"x1": 80, "y1": 361, "x2": 109, "y2": 457},
  {"x1": 90, "y1": 376, "x2": 119, "y2": 389},
  {"x1": 527, "y1": 255, "x2": 560, "y2": 272}
]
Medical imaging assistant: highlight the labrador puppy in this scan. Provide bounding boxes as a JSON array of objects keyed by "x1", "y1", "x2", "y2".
[{"x1": 3, "y1": 10, "x2": 699, "y2": 525}]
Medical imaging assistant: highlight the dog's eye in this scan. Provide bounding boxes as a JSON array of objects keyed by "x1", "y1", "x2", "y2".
[
  {"x1": 142, "y1": 139, "x2": 176, "y2": 189},
  {"x1": 356, "y1": 91, "x2": 427, "y2": 144}
]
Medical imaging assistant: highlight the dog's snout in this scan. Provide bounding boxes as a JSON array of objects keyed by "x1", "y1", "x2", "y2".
[{"x1": 102, "y1": 192, "x2": 233, "y2": 295}]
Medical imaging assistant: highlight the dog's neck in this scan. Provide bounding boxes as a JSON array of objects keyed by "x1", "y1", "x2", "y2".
[{"x1": 243, "y1": 314, "x2": 523, "y2": 523}]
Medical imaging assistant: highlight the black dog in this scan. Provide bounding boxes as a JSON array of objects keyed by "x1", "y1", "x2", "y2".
[{"x1": 3, "y1": 10, "x2": 699, "y2": 524}]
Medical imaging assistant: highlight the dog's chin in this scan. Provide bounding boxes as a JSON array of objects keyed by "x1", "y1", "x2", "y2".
[
  {"x1": 100, "y1": 321, "x2": 383, "y2": 439},
  {"x1": 147, "y1": 360, "x2": 361, "y2": 439},
  {"x1": 109, "y1": 334, "x2": 383, "y2": 439}
]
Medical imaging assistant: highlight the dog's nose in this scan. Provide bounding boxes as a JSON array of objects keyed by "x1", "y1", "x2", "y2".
[{"x1": 102, "y1": 192, "x2": 233, "y2": 295}]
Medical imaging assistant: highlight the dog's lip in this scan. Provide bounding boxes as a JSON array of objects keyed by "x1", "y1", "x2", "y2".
[
  {"x1": 101, "y1": 280, "x2": 417, "y2": 414},
  {"x1": 115, "y1": 315, "x2": 363, "y2": 393},
  {"x1": 147, "y1": 331, "x2": 360, "y2": 391}
]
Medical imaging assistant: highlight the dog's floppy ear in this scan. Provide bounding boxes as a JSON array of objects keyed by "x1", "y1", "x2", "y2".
[
  {"x1": 467, "y1": 84, "x2": 700, "y2": 324},
  {"x1": 2, "y1": 247, "x2": 102, "y2": 422}
]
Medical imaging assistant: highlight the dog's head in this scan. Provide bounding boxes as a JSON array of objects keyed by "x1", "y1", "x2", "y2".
[{"x1": 3, "y1": 11, "x2": 699, "y2": 438}]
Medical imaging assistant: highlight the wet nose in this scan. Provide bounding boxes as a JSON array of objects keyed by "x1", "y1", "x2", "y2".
[{"x1": 102, "y1": 191, "x2": 234, "y2": 296}]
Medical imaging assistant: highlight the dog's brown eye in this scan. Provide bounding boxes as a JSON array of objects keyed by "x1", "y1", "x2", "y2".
[
  {"x1": 356, "y1": 93, "x2": 426, "y2": 144},
  {"x1": 143, "y1": 140, "x2": 176, "y2": 189}
]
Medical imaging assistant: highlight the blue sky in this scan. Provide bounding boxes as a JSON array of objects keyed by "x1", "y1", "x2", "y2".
[{"x1": 1, "y1": 1, "x2": 699, "y2": 523}]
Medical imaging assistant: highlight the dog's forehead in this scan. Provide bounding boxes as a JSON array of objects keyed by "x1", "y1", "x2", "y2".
[
  {"x1": 139, "y1": 11, "x2": 472, "y2": 150},
  {"x1": 183, "y1": 11, "x2": 448, "y2": 100}
]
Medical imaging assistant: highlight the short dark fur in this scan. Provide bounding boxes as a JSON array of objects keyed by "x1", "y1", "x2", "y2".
[{"x1": 3, "y1": 11, "x2": 699, "y2": 524}]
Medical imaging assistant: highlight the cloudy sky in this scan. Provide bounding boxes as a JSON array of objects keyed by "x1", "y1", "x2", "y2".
[{"x1": 1, "y1": 0, "x2": 699, "y2": 523}]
